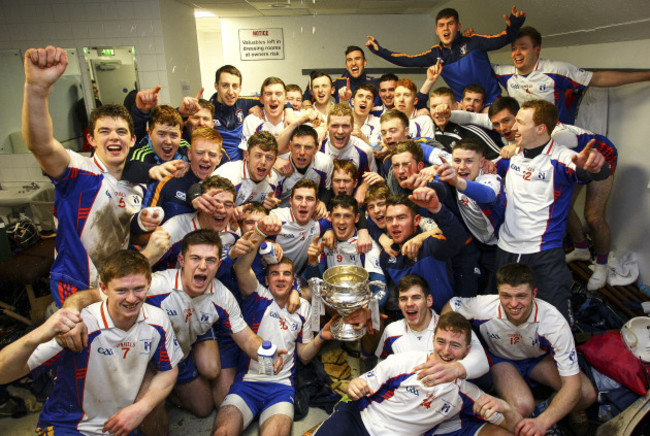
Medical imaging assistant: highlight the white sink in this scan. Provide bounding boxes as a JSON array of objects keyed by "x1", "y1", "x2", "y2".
[{"x1": 0, "y1": 183, "x2": 54, "y2": 207}]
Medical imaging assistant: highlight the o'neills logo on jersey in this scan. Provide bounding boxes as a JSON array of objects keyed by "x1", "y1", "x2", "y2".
[
  {"x1": 175, "y1": 191, "x2": 186, "y2": 201},
  {"x1": 117, "y1": 341, "x2": 136, "y2": 348}
]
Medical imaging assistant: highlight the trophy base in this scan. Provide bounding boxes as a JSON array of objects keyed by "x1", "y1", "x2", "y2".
[{"x1": 331, "y1": 318, "x2": 366, "y2": 342}]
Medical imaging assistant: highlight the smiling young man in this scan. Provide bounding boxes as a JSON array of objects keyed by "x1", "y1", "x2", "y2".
[
  {"x1": 0, "y1": 250, "x2": 182, "y2": 435},
  {"x1": 311, "y1": 46, "x2": 381, "y2": 105},
  {"x1": 307, "y1": 71, "x2": 335, "y2": 120},
  {"x1": 495, "y1": 100, "x2": 608, "y2": 320},
  {"x1": 443, "y1": 263, "x2": 596, "y2": 436},
  {"x1": 303, "y1": 195, "x2": 385, "y2": 292},
  {"x1": 276, "y1": 125, "x2": 333, "y2": 207},
  {"x1": 450, "y1": 97, "x2": 617, "y2": 291},
  {"x1": 145, "y1": 175, "x2": 237, "y2": 271},
  {"x1": 429, "y1": 87, "x2": 502, "y2": 159},
  {"x1": 238, "y1": 77, "x2": 289, "y2": 153},
  {"x1": 393, "y1": 78, "x2": 435, "y2": 139},
  {"x1": 270, "y1": 179, "x2": 331, "y2": 275},
  {"x1": 352, "y1": 84, "x2": 382, "y2": 148},
  {"x1": 493, "y1": 26, "x2": 650, "y2": 125},
  {"x1": 437, "y1": 138, "x2": 506, "y2": 293},
  {"x1": 376, "y1": 73, "x2": 398, "y2": 113},
  {"x1": 375, "y1": 110, "x2": 448, "y2": 182},
  {"x1": 63, "y1": 230, "x2": 282, "y2": 420},
  {"x1": 321, "y1": 103, "x2": 377, "y2": 184},
  {"x1": 214, "y1": 130, "x2": 282, "y2": 214},
  {"x1": 208, "y1": 65, "x2": 285, "y2": 161},
  {"x1": 376, "y1": 274, "x2": 488, "y2": 384},
  {"x1": 22, "y1": 46, "x2": 152, "y2": 307},
  {"x1": 130, "y1": 127, "x2": 224, "y2": 235},
  {"x1": 315, "y1": 311, "x2": 521, "y2": 436},
  {"x1": 129, "y1": 104, "x2": 187, "y2": 165},
  {"x1": 380, "y1": 189, "x2": 467, "y2": 315},
  {"x1": 215, "y1": 227, "x2": 333, "y2": 436},
  {"x1": 367, "y1": 6, "x2": 526, "y2": 106}
]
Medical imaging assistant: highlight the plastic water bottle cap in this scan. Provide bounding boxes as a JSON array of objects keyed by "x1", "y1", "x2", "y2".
[
  {"x1": 260, "y1": 242, "x2": 269, "y2": 250},
  {"x1": 262, "y1": 340, "x2": 272, "y2": 349}
]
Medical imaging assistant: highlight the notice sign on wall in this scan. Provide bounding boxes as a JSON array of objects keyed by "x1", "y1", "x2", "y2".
[{"x1": 239, "y1": 28, "x2": 284, "y2": 61}]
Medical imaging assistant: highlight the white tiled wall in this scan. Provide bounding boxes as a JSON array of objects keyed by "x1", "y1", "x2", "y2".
[
  {"x1": 0, "y1": 154, "x2": 50, "y2": 184},
  {"x1": 0, "y1": 0, "x2": 170, "y2": 101},
  {"x1": 0, "y1": 0, "x2": 202, "y2": 184}
]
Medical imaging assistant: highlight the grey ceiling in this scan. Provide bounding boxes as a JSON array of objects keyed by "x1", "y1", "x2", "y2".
[{"x1": 184, "y1": 0, "x2": 650, "y2": 47}]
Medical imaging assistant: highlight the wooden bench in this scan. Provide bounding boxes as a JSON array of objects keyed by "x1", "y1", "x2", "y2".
[{"x1": 569, "y1": 260, "x2": 648, "y2": 320}]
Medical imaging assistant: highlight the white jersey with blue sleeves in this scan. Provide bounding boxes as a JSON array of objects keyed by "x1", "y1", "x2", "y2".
[
  {"x1": 497, "y1": 140, "x2": 578, "y2": 254},
  {"x1": 493, "y1": 59, "x2": 593, "y2": 124},
  {"x1": 359, "y1": 351, "x2": 502, "y2": 436},
  {"x1": 50, "y1": 151, "x2": 144, "y2": 298},
  {"x1": 457, "y1": 173, "x2": 504, "y2": 245},
  {"x1": 28, "y1": 302, "x2": 181, "y2": 435},
  {"x1": 320, "y1": 135, "x2": 378, "y2": 177},
  {"x1": 409, "y1": 115, "x2": 435, "y2": 140},
  {"x1": 277, "y1": 151, "x2": 333, "y2": 205},
  {"x1": 449, "y1": 295, "x2": 579, "y2": 377},
  {"x1": 270, "y1": 207, "x2": 329, "y2": 273},
  {"x1": 238, "y1": 112, "x2": 285, "y2": 152},
  {"x1": 240, "y1": 283, "x2": 312, "y2": 385},
  {"x1": 213, "y1": 160, "x2": 281, "y2": 207},
  {"x1": 322, "y1": 232, "x2": 383, "y2": 277},
  {"x1": 146, "y1": 269, "x2": 248, "y2": 358}
]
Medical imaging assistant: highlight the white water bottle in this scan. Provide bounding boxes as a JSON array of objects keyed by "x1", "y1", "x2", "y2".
[
  {"x1": 259, "y1": 242, "x2": 280, "y2": 265},
  {"x1": 257, "y1": 341, "x2": 278, "y2": 375}
]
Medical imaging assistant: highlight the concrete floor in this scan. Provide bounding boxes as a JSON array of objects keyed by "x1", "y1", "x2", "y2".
[
  {"x1": 0, "y1": 342, "x2": 359, "y2": 435},
  {"x1": 0, "y1": 400, "x2": 331, "y2": 435}
]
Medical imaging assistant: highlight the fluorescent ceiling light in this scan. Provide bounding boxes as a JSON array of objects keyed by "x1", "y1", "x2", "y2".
[{"x1": 194, "y1": 10, "x2": 217, "y2": 18}]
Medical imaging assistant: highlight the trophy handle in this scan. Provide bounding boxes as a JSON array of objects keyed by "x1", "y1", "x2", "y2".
[
  {"x1": 368, "y1": 280, "x2": 386, "y2": 303},
  {"x1": 308, "y1": 277, "x2": 324, "y2": 297}
]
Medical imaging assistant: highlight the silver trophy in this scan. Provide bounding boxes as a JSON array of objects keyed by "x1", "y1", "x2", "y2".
[{"x1": 309, "y1": 265, "x2": 386, "y2": 341}]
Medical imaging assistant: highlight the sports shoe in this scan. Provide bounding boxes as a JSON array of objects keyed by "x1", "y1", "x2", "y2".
[
  {"x1": 0, "y1": 397, "x2": 26, "y2": 418},
  {"x1": 567, "y1": 410, "x2": 589, "y2": 436},
  {"x1": 545, "y1": 424, "x2": 567, "y2": 435},
  {"x1": 566, "y1": 248, "x2": 591, "y2": 263},
  {"x1": 531, "y1": 398, "x2": 550, "y2": 418},
  {"x1": 587, "y1": 264, "x2": 608, "y2": 291}
]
